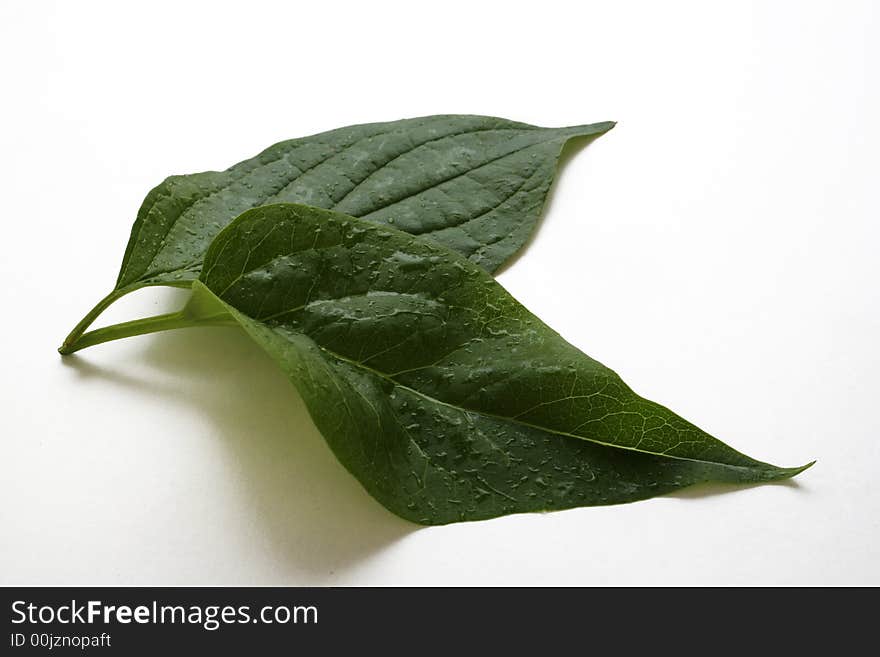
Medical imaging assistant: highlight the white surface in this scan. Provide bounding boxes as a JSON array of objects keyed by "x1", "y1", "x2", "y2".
[{"x1": 1, "y1": 0, "x2": 877, "y2": 586}]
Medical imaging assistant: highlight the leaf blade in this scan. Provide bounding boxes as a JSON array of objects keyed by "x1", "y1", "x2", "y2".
[
  {"x1": 119, "y1": 115, "x2": 614, "y2": 289},
  {"x1": 193, "y1": 204, "x2": 811, "y2": 524}
]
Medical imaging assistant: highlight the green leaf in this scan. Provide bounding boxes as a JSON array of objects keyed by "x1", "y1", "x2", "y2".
[
  {"x1": 186, "y1": 203, "x2": 811, "y2": 525},
  {"x1": 60, "y1": 115, "x2": 613, "y2": 352}
]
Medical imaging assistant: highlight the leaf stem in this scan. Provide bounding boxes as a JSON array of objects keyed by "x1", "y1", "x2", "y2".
[
  {"x1": 57, "y1": 311, "x2": 235, "y2": 355},
  {"x1": 59, "y1": 288, "x2": 133, "y2": 354}
]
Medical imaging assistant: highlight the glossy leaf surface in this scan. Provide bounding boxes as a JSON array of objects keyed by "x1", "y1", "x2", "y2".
[{"x1": 191, "y1": 204, "x2": 810, "y2": 524}]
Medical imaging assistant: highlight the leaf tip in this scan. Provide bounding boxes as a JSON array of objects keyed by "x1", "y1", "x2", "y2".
[
  {"x1": 590, "y1": 120, "x2": 617, "y2": 135},
  {"x1": 775, "y1": 460, "x2": 816, "y2": 480},
  {"x1": 796, "y1": 459, "x2": 817, "y2": 474}
]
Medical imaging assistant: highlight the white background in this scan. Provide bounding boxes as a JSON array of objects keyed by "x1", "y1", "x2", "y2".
[{"x1": 1, "y1": 0, "x2": 877, "y2": 586}]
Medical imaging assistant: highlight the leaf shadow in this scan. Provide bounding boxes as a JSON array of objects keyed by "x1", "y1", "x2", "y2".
[
  {"x1": 493, "y1": 130, "x2": 612, "y2": 277},
  {"x1": 62, "y1": 326, "x2": 416, "y2": 582}
]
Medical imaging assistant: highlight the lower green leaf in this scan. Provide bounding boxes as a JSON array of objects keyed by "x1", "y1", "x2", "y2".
[{"x1": 182, "y1": 204, "x2": 811, "y2": 525}]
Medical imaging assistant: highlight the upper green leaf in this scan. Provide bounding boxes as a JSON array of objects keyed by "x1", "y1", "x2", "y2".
[
  {"x1": 192, "y1": 203, "x2": 811, "y2": 524},
  {"x1": 118, "y1": 115, "x2": 614, "y2": 291},
  {"x1": 62, "y1": 115, "x2": 613, "y2": 353}
]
